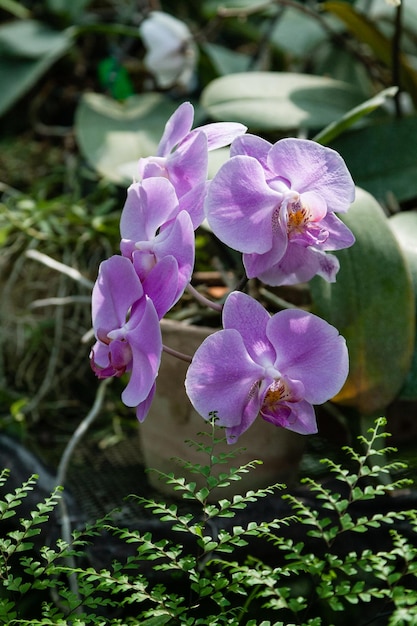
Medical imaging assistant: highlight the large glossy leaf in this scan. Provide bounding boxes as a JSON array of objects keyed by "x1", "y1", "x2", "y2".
[
  {"x1": 0, "y1": 20, "x2": 72, "y2": 116},
  {"x1": 74, "y1": 93, "x2": 179, "y2": 184},
  {"x1": 200, "y1": 72, "x2": 365, "y2": 131},
  {"x1": 331, "y1": 116, "x2": 417, "y2": 204},
  {"x1": 310, "y1": 188, "x2": 414, "y2": 415},
  {"x1": 389, "y1": 211, "x2": 417, "y2": 400}
]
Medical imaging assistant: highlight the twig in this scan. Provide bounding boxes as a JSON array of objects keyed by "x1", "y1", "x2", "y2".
[
  {"x1": 29, "y1": 295, "x2": 92, "y2": 309},
  {"x1": 25, "y1": 249, "x2": 94, "y2": 290},
  {"x1": 56, "y1": 378, "x2": 112, "y2": 493}
]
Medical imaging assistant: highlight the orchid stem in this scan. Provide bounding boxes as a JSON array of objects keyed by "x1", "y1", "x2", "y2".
[
  {"x1": 186, "y1": 283, "x2": 223, "y2": 312},
  {"x1": 235, "y1": 274, "x2": 249, "y2": 292},
  {"x1": 162, "y1": 343, "x2": 193, "y2": 363}
]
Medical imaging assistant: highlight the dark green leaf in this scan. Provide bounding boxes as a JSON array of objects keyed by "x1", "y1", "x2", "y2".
[
  {"x1": 331, "y1": 116, "x2": 417, "y2": 204},
  {"x1": 140, "y1": 616, "x2": 172, "y2": 626},
  {"x1": 389, "y1": 211, "x2": 417, "y2": 399}
]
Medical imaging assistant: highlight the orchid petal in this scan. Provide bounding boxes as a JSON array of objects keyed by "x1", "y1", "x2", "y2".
[
  {"x1": 315, "y1": 251, "x2": 340, "y2": 282},
  {"x1": 138, "y1": 158, "x2": 166, "y2": 181},
  {"x1": 169, "y1": 130, "x2": 208, "y2": 197},
  {"x1": 192, "y1": 121, "x2": 247, "y2": 151},
  {"x1": 136, "y1": 383, "x2": 156, "y2": 423},
  {"x1": 320, "y1": 213, "x2": 356, "y2": 250},
  {"x1": 131, "y1": 249, "x2": 157, "y2": 281},
  {"x1": 141, "y1": 255, "x2": 180, "y2": 319},
  {"x1": 222, "y1": 291, "x2": 275, "y2": 365},
  {"x1": 262, "y1": 398, "x2": 318, "y2": 435},
  {"x1": 90, "y1": 340, "x2": 112, "y2": 371},
  {"x1": 138, "y1": 212, "x2": 194, "y2": 317},
  {"x1": 230, "y1": 133, "x2": 272, "y2": 167},
  {"x1": 185, "y1": 328, "x2": 264, "y2": 426},
  {"x1": 225, "y1": 403, "x2": 259, "y2": 443},
  {"x1": 92, "y1": 256, "x2": 143, "y2": 337},
  {"x1": 122, "y1": 297, "x2": 162, "y2": 407},
  {"x1": 108, "y1": 339, "x2": 132, "y2": 374},
  {"x1": 243, "y1": 233, "x2": 288, "y2": 279},
  {"x1": 205, "y1": 155, "x2": 280, "y2": 253},
  {"x1": 256, "y1": 241, "x2": 341, "y2": 285},
  {"x1": 178, "y1": 181, "x2": 209, "y2": 229},
  {"x1": 120, "y1": 239, "x2": 136, "y2": 259},
  {"x1": 256, "y1": 244, "x2": 322, "y2": 286},
  {"x1": 153, "y1": 210, "x2": 195, "y2": 293},
  {"x1": 120, "y1": 178, "x2": 179, "y2": 244},
  {"x1": 267, "y1": 308, "x2": 349, "y2": 405},
  {"x1": 157, "y1": 101, "x2": 194, "y2": 156},
  {"x1": 267, "y1": 138, "x2": 355, "y2": 213}
]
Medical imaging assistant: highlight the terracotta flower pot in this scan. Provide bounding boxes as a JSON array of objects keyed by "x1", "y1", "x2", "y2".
[{"x1": 139, "y1": 319, "x2": 306, "y2": 501}]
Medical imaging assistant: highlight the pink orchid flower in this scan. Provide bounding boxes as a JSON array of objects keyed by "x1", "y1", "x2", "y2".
[
  {"x1": 205, "y1": 135, "x2": 355, "y2": 285},
  {"x1": 90, "y1": 255, "x2": 162, "y2": 422},
  {"x1": 185, "y1": 291, "x2": 348, "y2": 442}
]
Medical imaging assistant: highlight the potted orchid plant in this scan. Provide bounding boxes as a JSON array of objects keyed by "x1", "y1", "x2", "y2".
[{"x1": 89, "y1": 101, "x2": 356, "y2": 498}]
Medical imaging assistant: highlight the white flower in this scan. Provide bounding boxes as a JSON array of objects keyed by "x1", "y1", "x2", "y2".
[{"x1": 139, "y1": 11, "x2": 198, "y2": 91}]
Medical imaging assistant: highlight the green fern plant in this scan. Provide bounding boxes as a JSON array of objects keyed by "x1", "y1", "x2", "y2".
[
  {"x1": 213, "y1": 418, "x2": 417, "y2": 625},
  {"x1": 0, "y1": 417, "x2": 416, "y2": 625}
]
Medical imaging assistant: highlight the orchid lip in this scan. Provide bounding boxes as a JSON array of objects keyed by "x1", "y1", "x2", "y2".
[
  {"x1": 260, "y1": 376, "x2": 305, "y2": 423},
  {"x1": 287, "y1": 202, "x2": 311, "y2": 232}
]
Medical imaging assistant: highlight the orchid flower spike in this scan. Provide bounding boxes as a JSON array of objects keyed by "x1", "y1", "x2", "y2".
[{"x1": 185, "y1": 291, "x2": 349, "y2": 443}]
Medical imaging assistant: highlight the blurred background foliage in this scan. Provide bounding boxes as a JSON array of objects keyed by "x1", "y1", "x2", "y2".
[{"x1": 1, "y1": 0, "x2": 417, "y2": 458}]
